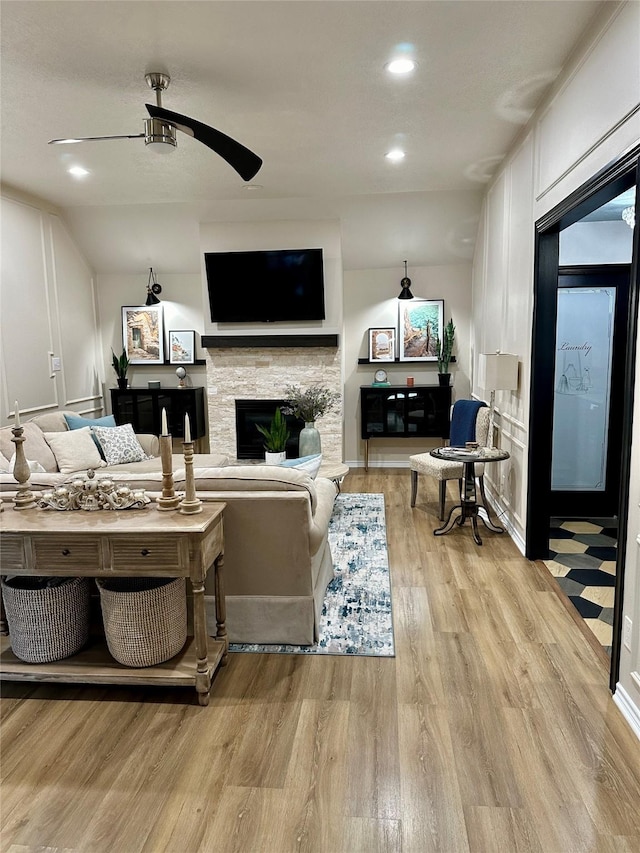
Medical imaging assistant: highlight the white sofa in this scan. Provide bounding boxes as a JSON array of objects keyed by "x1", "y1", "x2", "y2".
[{"x1": 0, "y1": 411, "x2": 337, "y2": 645}]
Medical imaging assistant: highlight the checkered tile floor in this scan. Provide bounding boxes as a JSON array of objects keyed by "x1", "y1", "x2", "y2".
[{"x1": 543, "y1": 517, "x2": 617, "y2": 655}]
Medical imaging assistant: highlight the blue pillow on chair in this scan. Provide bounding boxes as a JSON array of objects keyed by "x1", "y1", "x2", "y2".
[{"x1": 449, "y1": 400, "x2": 487, "y2": 447}]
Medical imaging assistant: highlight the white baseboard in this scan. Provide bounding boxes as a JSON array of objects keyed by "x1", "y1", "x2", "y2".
[{"x1": 613, "y1": 683, "x2": 640, "y2": 741}]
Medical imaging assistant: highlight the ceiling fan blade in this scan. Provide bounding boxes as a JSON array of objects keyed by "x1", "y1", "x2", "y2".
[
  {"x1": 145, "y1": 104, "x2": 262, "y2": 181},
  {"x1": 49, "y1": 134, "x2": 145, "y2": 144}
]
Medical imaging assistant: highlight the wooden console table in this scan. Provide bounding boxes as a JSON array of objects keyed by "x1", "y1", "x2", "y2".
[{"x1": 0, "y1": 503, "x2": 226, "y2": 706}]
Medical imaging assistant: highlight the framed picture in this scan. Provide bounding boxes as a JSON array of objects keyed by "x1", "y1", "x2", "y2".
[
  {"x1": 169, "y1": 329, "x2": 196, "y2": 364},
  {"x1": 122, "y1": 305, "x2": 164, "y2": 364},
  {"x1": 368, "y1": 327, "x2": 396, "y2": 361},
  {"x1": 398, "y1": 298, "x2": 444, "y2": 361}
]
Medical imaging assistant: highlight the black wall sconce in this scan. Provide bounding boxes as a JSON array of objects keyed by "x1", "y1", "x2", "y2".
[
  {"x1": 398, "y1": 260, "x2": 414, "y2": 300},
  {"x1": 146, "y1": 267, "x2": 163, "y2": 305}
]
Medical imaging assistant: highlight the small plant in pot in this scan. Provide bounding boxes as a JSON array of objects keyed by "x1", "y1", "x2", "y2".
[
  {"x1": 111, "y1": 348, "x2": 130, "y2": 389},
  {"x1": 256, "y1": 407, "x2": 290, "y2": 464},
  {"x1": 436, "y1": 319, "x2": 455, "y2": 386}
]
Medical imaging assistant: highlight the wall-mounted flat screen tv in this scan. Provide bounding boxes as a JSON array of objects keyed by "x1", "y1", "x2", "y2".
[{"x1": 205, "y1": 248, "x2": 325, "y2": 322}]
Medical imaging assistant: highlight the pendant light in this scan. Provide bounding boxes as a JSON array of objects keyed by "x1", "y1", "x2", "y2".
[
  {"x1": 398, "y1": 260, "x2": 414, "y2": 299},
  {"x1": 145, "y1": 267, "x2": 163, "y2": 305}
]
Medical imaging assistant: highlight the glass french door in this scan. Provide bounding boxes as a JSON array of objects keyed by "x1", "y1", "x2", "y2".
[{"x1": 549, "y1": 267, "x2": 629, "y2": 517}]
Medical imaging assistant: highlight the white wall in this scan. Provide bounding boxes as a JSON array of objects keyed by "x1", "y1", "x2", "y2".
[
  {"x1": 472, "y1": 0, "x2": 640, "y2": 732},
  {"x1": 0, "y1": 187, "x2": 102, "y2": 426},
  {"x1": 343, "y1": 264, "x2": 472, "y2": 466}
]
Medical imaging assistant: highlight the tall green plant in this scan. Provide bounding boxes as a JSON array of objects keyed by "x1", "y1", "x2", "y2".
[
  {"x1": 111, "y1": 348, "x2": 129, "y2": 379},
  {"x1": 256, "y1": 407, "x2": 290, "y2": 453},
  {"x1": 436, "y1": 319, "x2": 455, "y2": 374}
]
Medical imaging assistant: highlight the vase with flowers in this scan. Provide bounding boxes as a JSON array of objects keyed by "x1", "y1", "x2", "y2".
[{"x1": 283, "y1": 384, "x2": 340, "y2": 456}]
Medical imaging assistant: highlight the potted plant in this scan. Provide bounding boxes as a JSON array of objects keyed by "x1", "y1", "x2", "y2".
[
  {"x1": 283, "y1": 385, "x2": 340, "y2": 456},
  {"x1": 256, "y1": 407, "x2": 290, "y2": 464},
  {"x1": 111, "y1": 348, "x2": 130, "y2": 389},
  {"x1": 436, "y1": 319, "x2": 455, "y2": 386}
]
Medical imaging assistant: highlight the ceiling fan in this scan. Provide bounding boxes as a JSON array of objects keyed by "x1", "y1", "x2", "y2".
[{"x1": 48, "y1": 72, "x2": 262, "y2": 181}]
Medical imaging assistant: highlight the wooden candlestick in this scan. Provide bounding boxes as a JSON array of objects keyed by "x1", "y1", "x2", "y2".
[
  {"x1": 156, "y1": 434, "x2": 180, "y2": 511},
  {"x1": 178, "y1": 440, "x2": 202, "y2": 514},
  {"x1": 11, "y1": 425, "x2": 37, "y2": 510}
]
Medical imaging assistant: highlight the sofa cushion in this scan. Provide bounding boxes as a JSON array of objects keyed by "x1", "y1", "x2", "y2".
[
  {"x1": 0, "y1": 422, "x2": 58, "y2": 472},
  {"x1": 30, "y1": 410, "x2": 74, "y2": 432},
  {"x1": 91, "y1": 424, "x2": 150, "y2": 466},
  {"x1": 44, "y1": 427, "x2": 105, "y2": 474},
  {"x1": 280, "y1": 453, "x2": 322, "y2": 479}
]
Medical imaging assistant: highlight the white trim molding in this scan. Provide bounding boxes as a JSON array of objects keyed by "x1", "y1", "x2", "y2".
[{"x1": 613, "y1": 683, "x2": 640, "y2": 741}]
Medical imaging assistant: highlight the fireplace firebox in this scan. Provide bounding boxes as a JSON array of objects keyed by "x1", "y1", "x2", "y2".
[{"x1": 235, "y1": 399, "x2": 305, "y2": 460}]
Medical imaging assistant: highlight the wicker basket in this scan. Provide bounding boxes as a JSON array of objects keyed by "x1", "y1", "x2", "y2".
[
  {"x1": 1, "y1": 576, "x2": 91, "y2": 663},
  {"x1": 96, "y1": 577, "x2": 187, "y2": 667}
]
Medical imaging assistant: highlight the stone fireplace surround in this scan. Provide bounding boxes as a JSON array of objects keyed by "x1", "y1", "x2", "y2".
[{"x1": 205, "y1": 344, "x2": 343, "y2": 462}]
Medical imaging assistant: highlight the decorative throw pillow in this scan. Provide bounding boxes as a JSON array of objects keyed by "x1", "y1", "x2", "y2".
[
  {"x1": 280, "y1": 453, "x2": 323, "y2": 479},
  {"x1": 64, "y1": 413, "x2": 117, "y2": 459},
  {"x1": 64, "y1": 413, "x2": 116, "y2": 431},
  {"x1": 91, "y1": 423, "x2": 149, "y2": 466},
  {"x1": 43, "y1": 427, "x2": 104, "y2": 474}
]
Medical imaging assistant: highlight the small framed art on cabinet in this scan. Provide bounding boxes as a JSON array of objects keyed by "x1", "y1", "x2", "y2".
[{"x1": 368, "y1": 327, "x2": 396, "y2": 362}]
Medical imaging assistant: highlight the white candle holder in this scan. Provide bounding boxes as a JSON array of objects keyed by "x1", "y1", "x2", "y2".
[
  {"x1": 178, "y1": 440, "x2": 202, "y2": 514},
  {"x1": 11, "y1": 425, "x2": 37, "y2": 510},
  {"x1": 156, "y1": 434, "x2": 180, "y2": 510}
]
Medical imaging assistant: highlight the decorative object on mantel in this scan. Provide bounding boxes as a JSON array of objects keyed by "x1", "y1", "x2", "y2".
[
  {"x1": 283, "y1": 385, "x2": 340, "y2": 457},
  {"x1": 372, "y1": 368, "x2": 390, "y2": 386},
  {"x1": 436, "y1": 318, "x2": 456, "y2": 386},
  {"x1": 256, "y1": 407, "x2": 290, "y2": 464},
  {"x1": 38, "y1": 469, "x2": 150, "y2": 511},
  {"x1": 111, "y1": 348, "x2": 130, "y2": 390},
  {"x1": 178, "y1": 414, "x2": 203, "y2": 514},
  {"x1": 398, "y1": 260, "x2": 414, "y2": 300},
  {"x1": 145, "y1": 267, "x2": 163, "y2": 306},
  {"x1": 175, "y1": 366, "x2": 187, "y2": 388},
  {"x1": 156, "y1": 407, "x2": 181, "y2": 511},
  {"x1": 11, "y1": 403, "x2": 37, "y2": 510}
]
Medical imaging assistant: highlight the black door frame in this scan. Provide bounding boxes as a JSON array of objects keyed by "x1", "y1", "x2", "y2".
[{"x1": 526, "y1": 144, "x2": 640, "y2": 690}]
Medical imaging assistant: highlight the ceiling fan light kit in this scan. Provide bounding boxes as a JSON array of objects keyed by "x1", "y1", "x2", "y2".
[{"x1": 48, "y1": 72, "x2": 262, "y2": 180}]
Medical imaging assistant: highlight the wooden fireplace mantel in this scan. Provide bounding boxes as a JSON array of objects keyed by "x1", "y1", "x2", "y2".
[{"x1": 201, "y1": 334, "x2": 339, "y2": 349}]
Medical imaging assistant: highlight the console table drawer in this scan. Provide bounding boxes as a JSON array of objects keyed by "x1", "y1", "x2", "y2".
[
  {"x1": 0, "y1": 535, "x2": 26, "y2": 571},
  {"x1": 109, "y1": 537, "x2": 187, "y2": 572},
  {"x1": 33, "y1": 537, "x2": 101, "y2": 570}
]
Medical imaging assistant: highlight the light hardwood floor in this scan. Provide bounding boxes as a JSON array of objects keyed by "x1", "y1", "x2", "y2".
[{"x1": 1, "y1": 468, "x2": 639, "y2": 852}]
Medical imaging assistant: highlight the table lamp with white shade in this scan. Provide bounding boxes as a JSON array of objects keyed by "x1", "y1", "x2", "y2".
[{"x1": 478, "y1": 352, "x2": 519, "y2": 446}]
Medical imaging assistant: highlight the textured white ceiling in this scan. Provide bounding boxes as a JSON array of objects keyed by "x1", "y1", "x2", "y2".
[{"x1": 1, "y1": 0, "x2": 603, "y2": 271}]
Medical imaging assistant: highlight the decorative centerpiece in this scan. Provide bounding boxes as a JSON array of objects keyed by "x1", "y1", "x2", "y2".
[
  {"x1": 256, "y1": 407, "x2": 290, "y2": 464},
  {"x1": 283, "y1": 384, "x2": 340, "y2": 456},
  {"x1": 436, "y1": 319, "x2": 456, "y2": 387},
  {"x1": 38, "y1": 469, "x2": 150, "y2": 511}
]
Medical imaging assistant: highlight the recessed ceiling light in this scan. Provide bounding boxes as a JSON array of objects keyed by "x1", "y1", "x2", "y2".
[
  {"x1": 68, "y1": 166, "x2": 90, "y2": 178},
  {"x1": 386, "y1": 58, "x2": 417, "y2": 75},
  {"x1": 385, "y1": 149, "x2": 405, "y2": 162}
]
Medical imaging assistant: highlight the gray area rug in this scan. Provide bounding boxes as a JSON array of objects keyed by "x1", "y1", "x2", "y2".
[{"x1": 229, "y1": 492, "x2": 395, "y2": 656}]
